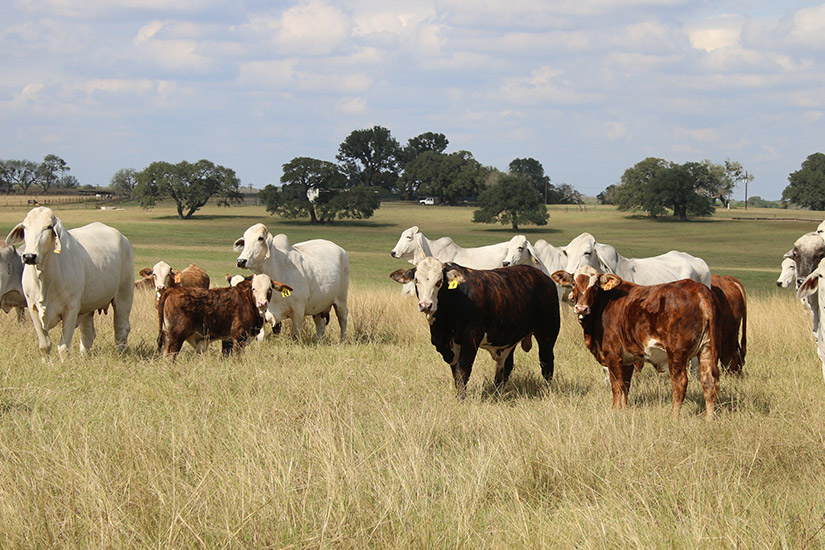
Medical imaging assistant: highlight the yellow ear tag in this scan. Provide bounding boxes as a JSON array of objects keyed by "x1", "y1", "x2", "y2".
[
  {"x1": 448, "y1": 279, "x2": 459, "y2": 290},
  {"x1": 281, "y1": 288, "x2": 291, "y2": 298}
]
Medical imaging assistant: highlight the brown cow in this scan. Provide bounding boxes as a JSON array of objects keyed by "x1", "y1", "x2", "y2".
[
  {"x1": 552, "y1": 266, "x2": 719, "y2": 418},
  {"x1": 711, "y1": 274, "x2": 747, "y2": 374},
  {"x1": 157, "y1": 275, "x2": 287, "y2": 360},
  {"x1": 134, "y1": 275, "x2": 154, "y2": 290},
  {"x1": 140, "y1": 261, "x2": 210, "y2": 299}
]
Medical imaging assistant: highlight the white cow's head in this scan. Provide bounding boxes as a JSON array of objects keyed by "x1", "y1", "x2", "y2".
[
  {"x1": 785, "y1": 232, "x2": 825, "y2": 288},
  {"x1": 234, "y1": 223, "x2": 271, "y2": 270},
  {"x1": 562, "y1": 232, "x2": 620, "y2": 275},
  {"x1": 5, "y1": 207, "x2": 65, "y2": 268},
  {"x1": 250, "y1": 273, "x2": 293, "y2": 319},
  {"x1": 502, "y1": 235, "x2": 541, "y2": 268},
  {"x1": 551, "y1": 266, "x2": 622, "y2": 320},
  {"x1": 777, "y1": 257, "x2": 797, "y2": 288},
  {"x1": 390, "y1": 226, "x2": 431, "y2": 263},
  {"x1": 0, "y1": 245, "x2": 23, "y2": 307},
  {"x1": 797, "y1": 258, "x2": 825, "y2": 301},
  {"x1": 389, "y1": 257, "x2": 465, "y2": 321}
]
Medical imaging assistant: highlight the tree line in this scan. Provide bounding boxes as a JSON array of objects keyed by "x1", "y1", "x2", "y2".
[{"x1": 0, "y1": 154, "x2": 78, "y2": 194}]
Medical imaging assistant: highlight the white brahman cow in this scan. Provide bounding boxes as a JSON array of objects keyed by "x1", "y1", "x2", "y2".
[
  {"x1": 5, "y1": 207, "x2": 134, "y2": 360},
  {"x1": 784, "y1": 232, "x2": 825, "y2": 342},
  {"x1": 776, "y1": 257, "x2": 797, "y2": 288},
  {"x1": 501, "y1": 235, "x2": 568, "y2": 300},
  {"x1": 561, "y1": 232, "x2": 711, "y2": 290},
  {"x1": 0, "y1": 243, "x2": 27, "y2": 321},
  {"x1": 233, "y1": 223, "x2": 349, "y2": 341},
  {"x1": 390, "y1": 226, "x2": 509, "y2": 294},
  {"x1": 796, "y1": 257, "x2": 825, "y2": 382}
]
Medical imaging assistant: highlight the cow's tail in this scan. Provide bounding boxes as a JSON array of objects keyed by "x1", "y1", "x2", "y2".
[{"x1": 738, "y1": 281, "x2": 747, "y2": 367}]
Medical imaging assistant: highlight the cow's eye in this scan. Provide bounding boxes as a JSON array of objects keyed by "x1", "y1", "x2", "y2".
[
  {"x1": 584, "y1": 251, "x2": 591, "y2": 256},
  {"x1": 435, "y1": 280, "x2": 442, "y2": 287},
  {"x1": 258, "y1": 236, "x2": 264, "y2": 241},
  {"x1": 45, "y1": 225, "x2": 52, "y2": 230}
]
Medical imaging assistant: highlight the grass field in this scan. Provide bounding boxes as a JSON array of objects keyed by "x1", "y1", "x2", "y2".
[{"x1": 0, "y1": 202, "x2": 824, "y2": 548}]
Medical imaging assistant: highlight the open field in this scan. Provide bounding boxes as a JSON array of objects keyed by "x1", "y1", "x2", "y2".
[{"x1": 1, "y1": 203, "x2": 825, "y2": 548}]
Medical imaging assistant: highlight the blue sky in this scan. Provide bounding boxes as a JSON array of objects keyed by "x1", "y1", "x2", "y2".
[{"x1": 2, "y1": 0, "x2": 824, "y2": 200}]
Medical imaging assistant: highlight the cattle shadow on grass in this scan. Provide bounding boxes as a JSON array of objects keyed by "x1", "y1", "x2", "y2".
[{"x1": 479, "y1": 371, "x2": 594, "y2": 402}]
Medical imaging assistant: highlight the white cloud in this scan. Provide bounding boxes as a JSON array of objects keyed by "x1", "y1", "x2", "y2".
[
  {"x1": 604, "y1": 121, "x2": 628, "y2": 140},
  {"x1": 337, "y1": 97, "x2": 367, "y2": 114},
  {"x1": 273, "y1": 1, "x2": 352, "y2": 55},
  {"x1": 497, "y1": 66, "x2": 605, "y2": 105},
  {"x1": 686, "y1": 14, "x2": 743, "y2": 52},
  {"x1": 788, "y1": 4, "x2": 825, "y2": 48},
  {"x1": 238, "y1": 60, "x2": 372, "y2": 94}
]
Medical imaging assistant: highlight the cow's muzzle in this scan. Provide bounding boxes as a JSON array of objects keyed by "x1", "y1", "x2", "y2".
[
  {"x1": 418, "y1": 301, "x2": 434, "y2": 314},
  {"x1": 573, "y1": 304, "x2": 590, "y2": 318},
  {"x1": 236, "y1": 258, "x2": 247, "y2": 268},
  {"x1": 22, "y1": 253, "x2": 37, "y2": 265}
]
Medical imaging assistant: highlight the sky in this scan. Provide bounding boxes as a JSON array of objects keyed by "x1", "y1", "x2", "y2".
[{"x1": 1, "y1": 1, "x2": 824, "y2": 200}]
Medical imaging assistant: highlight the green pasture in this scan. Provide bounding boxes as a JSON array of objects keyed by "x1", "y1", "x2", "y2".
[
  {"x1": 2, "y1": 201, "x2": 825, "y2": 548},
  {"x1": 0, "y1": 200, "x2": 819, "y2": 292}
]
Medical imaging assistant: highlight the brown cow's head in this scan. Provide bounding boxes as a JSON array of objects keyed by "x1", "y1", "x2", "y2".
[
  {"x1": 390, "y1": 257, "x2": 465, "y2": 322},
  {"x1": 551, "y1": 266, "x2": 621, "y2": 320}
]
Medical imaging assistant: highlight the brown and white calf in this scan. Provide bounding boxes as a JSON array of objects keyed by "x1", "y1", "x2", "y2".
[
  {"x1": 711, "y1": 274, "x2": 747, "y2": 373},
  {"x1": 552, "y1": 266, "x2": 719, "y2": 418},
  {"x1": 157, "y1": 274, "x2": 291, "y2": 359},
  {"x1": 140, "y1": 261, "x2": 210, "y2": 300},
  {"x1": 391, "y1": 257, "x2": 560, "y2": 399}
]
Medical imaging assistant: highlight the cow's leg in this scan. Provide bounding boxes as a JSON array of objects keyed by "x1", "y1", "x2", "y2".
[
  {"x1": 313, "y1": 312, "x2": 328, "y2": 340},
  {"x1": 76, "y1": 312, "x2": 96, "y2": 355},
  {"x1": 28, "y1": 306, "x2": 51, "y2": 359},
  {"x1": 221, "y1": 340, "x2": 234, "y2": 356},
  {"x1": 698, "y1": 344, "x2": 719, "y2": 419},
  {"x1": 607, "y1": 360, "x2": 633, "y2": 409},
  {"x1": 451, "y1": 344, "x2": 477, "y2": 399},
  {"x1": 15, "y1": 306, "x2": 26, "y2": 323},
  {"x1": 536, "y1": 338, "x2": 555, "y2": 383},
  {"x1": 112, "y1": 282, "x2": 133, "y2": 353},
  {"x1": 289, "y1": 306, "x2": 306, "y2": 341},
  {"x1": 667, "y1": 352, "x2": 690, "y2": 417},
  {"x1": 57, "y1": 309, "x2": 79, "y2": 361},
  {"x1": 163, "y1": 337, "x2": 182, "y2": 361},
  {"x1": 493, "y1": 346, "x2": 517, "y2": 389},
  {"x1": 333, "y1": 299, "x2": 348, "y2": 342}
]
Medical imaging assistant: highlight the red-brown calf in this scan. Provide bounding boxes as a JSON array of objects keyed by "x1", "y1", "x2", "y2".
[{"x1": 552, "y1": 266, "x2": 719, "y2": 418}]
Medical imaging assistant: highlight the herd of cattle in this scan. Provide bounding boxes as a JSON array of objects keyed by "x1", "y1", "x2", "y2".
[{"x1": 0, "y1": 205, "x2": 819, "y2": 418}]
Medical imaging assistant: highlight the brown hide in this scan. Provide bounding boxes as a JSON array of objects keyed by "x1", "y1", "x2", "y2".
[
  {"x1": 710, "y1": 274, "x2": 747, "y2": 373},
  {"x1": 157, "y1": 281, "x2": 262, "y2": 360}
]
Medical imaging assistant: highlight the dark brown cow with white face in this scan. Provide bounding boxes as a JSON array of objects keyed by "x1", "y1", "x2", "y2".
[
  {"x1": 710, "y1": 274, "x2": 747, "y2": 374},
  {"x1": 552, "y1": 266, "x2": 719, "y2": 418},
  {"x1": 390, "y1": 257, "x2": 560, "y2": 399},
  {"x1": 157, "y1": 275, "x2": 288, "y2": 360}
]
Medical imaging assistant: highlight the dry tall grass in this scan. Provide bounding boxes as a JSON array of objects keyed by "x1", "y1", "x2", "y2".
[{"x1": 0, "y1": 288, "x2": 824, "y2": 548}]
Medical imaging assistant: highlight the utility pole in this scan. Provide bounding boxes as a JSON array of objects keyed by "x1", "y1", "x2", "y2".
[{"x1": 744, "y1": 170, "x2": 749, "y2": 210}]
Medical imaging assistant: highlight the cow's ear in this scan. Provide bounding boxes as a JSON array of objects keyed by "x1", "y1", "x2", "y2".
[
  {"x1": 139, "y1": 267, "x2": 153, "y2": 277},
  {"x1": 271, "y1": 281, "x2": 293, "y2": 293},
  {"x1": 445, "y1": 269, "x2": 465, "y2": 288},
  {"x1": 172, "y1": 270, "x2": 182, "y2": 284},
  {"x1": 798, "y1": 272, "x2": 820, "y2": 299},
  {"x1": 52, "y1": 219, "x2": 63, "y2": 254},
  {"x1": 5, "y1": 223, "x2": 24, "y2": 247},
  {"x1": 233, "y1": 238, "x2": 245, "y2": 252},
  {"x1": 390, "y1": 268, "x2": 415, "y2": 284},
  {"x1": 599, "y1": 273, "x2": 622, "y2": 291},
  {"x1": 783, "y1": 249, "x2": 794, "y2": 259},
  {"x1": 551, "y1": 270, "x2": 573, "y2": 287}
]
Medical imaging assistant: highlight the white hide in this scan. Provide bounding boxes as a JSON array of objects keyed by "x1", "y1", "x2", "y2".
[
  {"x1": 5, "y1": 207, "x2": 134, "y2": 360},
  {"x1": 0, "y1": 244, "x2": 27, "y2": 320},
  {"x1": 234, "y1": 223, "x2": 349, "y2": 341},
  {"x1": 797, "y1": 258, "x2": 825, "y2": 383},
  {"x1": 390, "y1": 226, "x2": 509, "y2": 295},
  {"x1": 562, "y1": 232, "x2": 711, "y2": 289}
]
